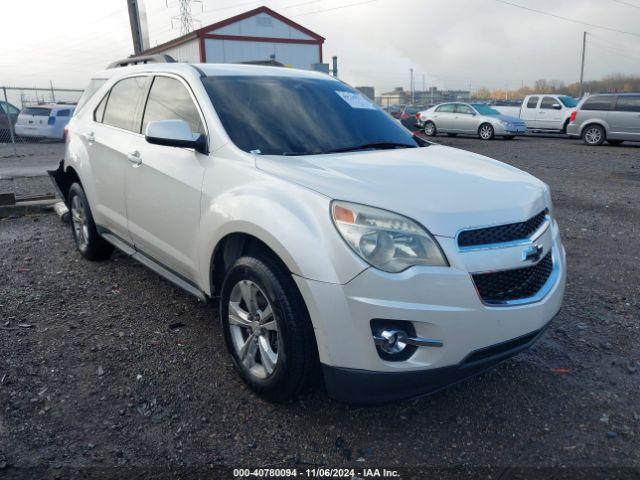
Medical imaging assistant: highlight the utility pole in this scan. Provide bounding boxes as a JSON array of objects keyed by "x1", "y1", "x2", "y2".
[
  {"x1": 579, "y1": 31, "x2": 588, "y2": 98},
  {"x1": 127, "y1": 0, "x2": 150, "y2": 55}
]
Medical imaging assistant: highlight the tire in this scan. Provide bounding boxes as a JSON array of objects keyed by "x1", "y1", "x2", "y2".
[
  {"x1": 478, "y1": 123, "x2": 495, "y2": 140},
  {"x1": 582, "y1": 124, "x2": 605, "y2": 146},
  {"x1": 220, "y1": 254, "x2": 319, "y2": 402},
  {"x1": 503, "y1": 135, "x2": 515, "y2": 140},
  {"x1": 447, "y1": 133, "x2": 458, "y2": 137},
  {"x1": 423, "y1": 121, "x2": 437, "y2": 137},
  {"x1": 68, "y1": 183, "x2": 114, "y2": 261},
  {"x1": 607, "y1": 140, "x2": 624, "y2": 146}
]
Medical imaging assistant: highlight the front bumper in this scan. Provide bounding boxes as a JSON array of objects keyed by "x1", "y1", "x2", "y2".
[
  {"x1": 294, "y1": 221, "x2": 566, "y2": 403},
  {"x1": 323, "y1": 320, "x2": 552, "y2": 404},
  {"x1": 496, "y1": 124, "x2": 526, "y2": 135}
]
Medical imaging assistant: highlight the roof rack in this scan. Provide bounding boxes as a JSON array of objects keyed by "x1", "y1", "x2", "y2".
[{"x1": 107, "y1": 54, "x2": 176, "y2": 69}]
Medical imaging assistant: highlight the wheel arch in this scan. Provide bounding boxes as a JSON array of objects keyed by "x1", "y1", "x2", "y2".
[{"x1": 579, "y1": 120, "x2": 608, "y2": 137}]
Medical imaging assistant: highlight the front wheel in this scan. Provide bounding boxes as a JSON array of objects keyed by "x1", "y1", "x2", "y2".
[
  {"x1": 583, "y1": 124, "x2": 605, "y2": 146},
  {"x1": 423, "y1": 121, "x2": 437, "y2": 137},
  {"x1": 68, "y1": 183, "x2": 114, "y2": 261},
  {"x1": 220, "y1": 255, "x2": 319, "y2": 402},
  {"x1": 478, "y1": 123, "x2": 495, "y2": 140}
]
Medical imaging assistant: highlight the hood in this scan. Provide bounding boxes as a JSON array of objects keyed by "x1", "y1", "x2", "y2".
[
  {"x1": 256, "y1": 145, "x2": 548, "y2": 237},
  {"x1": 491, "y1": 114, "x2": 523, "y2": 123}
]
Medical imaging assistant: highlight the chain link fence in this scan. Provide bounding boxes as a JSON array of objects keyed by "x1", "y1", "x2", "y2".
[{"x1": 1, "y1": 86, "x2": 83, "y2": 159}]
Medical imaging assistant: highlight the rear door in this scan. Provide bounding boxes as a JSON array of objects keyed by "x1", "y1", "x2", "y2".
[
  {"x1": 610, "y1": 95, "x2": 640, "y2": 140},
  {"x1": 125, "y1": 74, "x2": 207, "y2": 280},
  {"x1": 432, "y1": 103, "x2": 455, "y2": 131},
  {"x1": 521, "y1": 96, "x2": 539, "y2": 127},
  {"x1": 87, "y1": 75, "x2": 150, "y2": 243},
  {"x1": 537, "y1": 96, "x2": 564, "y2": 130}
]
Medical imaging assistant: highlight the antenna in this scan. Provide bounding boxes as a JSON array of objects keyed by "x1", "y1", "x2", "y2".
[{"x1": 167, "y1": 0, "x2": 203, "y2": 36}]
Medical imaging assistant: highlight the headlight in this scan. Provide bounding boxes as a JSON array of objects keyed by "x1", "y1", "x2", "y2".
[
  {"x1": 500, "y1": 120, "x2": 511, "y2": 127},
  {"x1": 331, "y1": 201, "x2": 448, "y2": 273}
]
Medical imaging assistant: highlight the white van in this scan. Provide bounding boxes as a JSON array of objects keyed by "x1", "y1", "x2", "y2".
[{"x1": 15, "y1": 104, "x2": 76, "y2": 141}]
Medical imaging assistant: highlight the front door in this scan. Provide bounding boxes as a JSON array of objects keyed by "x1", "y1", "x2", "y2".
[{"x1": 125, "y1": 75, "x2": 208, "y2": 280}]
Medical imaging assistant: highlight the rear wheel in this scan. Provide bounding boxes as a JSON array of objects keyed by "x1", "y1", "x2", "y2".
[
  {"x1": 423, "y1": 121, "x2": 437, "y2": 137},
  {"x1": 68, "y1": 183, "x2": 114, "y2": 261},
  {"x1": 220, "y1": 255, "x2": 319, "y2": 402},
  {"x1": 583, "y1": 124, "x2": 605, "y2": 146},
  {"x1": 478, "y1": 123, "x2": 495, "y2": 140}
]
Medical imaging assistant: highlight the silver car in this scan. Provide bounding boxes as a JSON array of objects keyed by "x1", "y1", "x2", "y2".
[
  {"x1": 417, "y1": 102, "x2": 526, "y2": 140},
  {"x1": 567, "y1": 93, "x2": 640, "y2": 146}
]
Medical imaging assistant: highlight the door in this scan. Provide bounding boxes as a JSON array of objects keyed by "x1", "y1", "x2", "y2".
[
  {"x1": 453, "y1": 104, "x2": 478, "y2": 133},
  {"x1": 432, "y1": 103, "x2": 456, "y2": 131},
  {"x1": 537, "y1": 96, "x2": 564, "y2": 130},
  {"x1": 521, "y1": 96, "x2": 539, "y2": 127},
  {"x1": 87, "y1": 75, "x2": 150, "y2": 243},
  {"x1": 125, "y1": 75, "x2": 207, "y2": 280},
  {"x1": 610, "y1": 95, "x2": 640, "y2": 140}
]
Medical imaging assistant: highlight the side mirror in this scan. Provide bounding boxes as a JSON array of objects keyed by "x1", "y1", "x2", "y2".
[
  {"x1": 145, "y1": 119, "x2": 208, "y2": 154},
  {"x1": 552, "y1": 103, "x2": 562, "y2": 110}
]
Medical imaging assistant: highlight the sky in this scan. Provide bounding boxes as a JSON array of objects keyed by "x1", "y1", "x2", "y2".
[{"x1": 1, "y1": 0, "x2": 640, "y2": 96}]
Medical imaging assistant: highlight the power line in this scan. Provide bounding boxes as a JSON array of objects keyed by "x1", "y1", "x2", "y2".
[
  {"x1": 292, "y1": 0, "x2": 379, "y2": 18},
  {"x1": 493, "y1": 0, "x2": 640, "y2": 38},
  {"x1": 612, "y1": 0, "x2": 640, "y2": 9}
]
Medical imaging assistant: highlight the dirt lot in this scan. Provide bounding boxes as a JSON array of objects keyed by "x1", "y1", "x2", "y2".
[{"x1": 0, "y1": 136, "x2": 639, "y2": 478}]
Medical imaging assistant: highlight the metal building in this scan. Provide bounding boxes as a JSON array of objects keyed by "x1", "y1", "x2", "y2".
[{"x1": 140, "y1": 6, "x2": 325, "y2": 70}]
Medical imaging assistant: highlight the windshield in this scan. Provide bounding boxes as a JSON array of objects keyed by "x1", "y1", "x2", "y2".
[
  {"x1": 558, "y1": 95, "x2": 578, "y2": 108},
  {"x1": 202, "y1": 75, "x2": 418, "y2": 156},
  {"x1": 470, "y1": 104, "x2": 501, "y2": 116}
]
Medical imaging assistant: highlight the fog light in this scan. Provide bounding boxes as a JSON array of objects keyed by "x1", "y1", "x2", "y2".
[{"x1": 374, "y1": 329, "x2": 409, "y2": 354}]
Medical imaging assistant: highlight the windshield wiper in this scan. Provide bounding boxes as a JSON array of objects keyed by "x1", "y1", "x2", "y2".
[{"x1": 323, "y1": 142, "x2": 417, "y2": 154}]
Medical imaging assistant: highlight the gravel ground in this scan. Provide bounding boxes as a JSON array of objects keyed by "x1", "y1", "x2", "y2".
[{"x1": 0, "y1": 136, "x2": 639, "y2": 478}]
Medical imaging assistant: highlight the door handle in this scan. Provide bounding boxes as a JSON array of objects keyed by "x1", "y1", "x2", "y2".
[
  {"x1": 127, "y1": 150, "x2": 142, "y2": 167},
  {"x1": 86, "y1": 132, "x2": 95, "y2": 145}
]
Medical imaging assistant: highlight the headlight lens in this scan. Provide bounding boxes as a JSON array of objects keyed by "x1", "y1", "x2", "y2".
[{"x1": 331, "y1": 201, "x2": 448, "y2": 273}]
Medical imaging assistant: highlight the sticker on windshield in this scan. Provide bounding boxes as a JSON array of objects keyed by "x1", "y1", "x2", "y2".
[{"x1": 335, "y1": 91, "x2": 377, "y2": 110}]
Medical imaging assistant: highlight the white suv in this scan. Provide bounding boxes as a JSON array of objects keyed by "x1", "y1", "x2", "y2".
[{"x1": 52, "y1": 62, "x2": 566, "y2": 404}]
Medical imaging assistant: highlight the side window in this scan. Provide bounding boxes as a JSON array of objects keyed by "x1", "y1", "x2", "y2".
[
  {"x1": 455, "y1": 104, "x2": 474, "y2": 114},
  {"x1": 94, "y1": 92, "x2": 109, "y2": 123},
  {"x1": 614, "y1": 95, "x2": 640, "y2": 113},
  {"x1": 540, "y1": 97, "x2": 557, "y2": 109},
  {"x1": 436, "y1": 104, "x2": 455, "y2": 113},
  {"x1": 56, "y1": 109, "x2": 71, "y2": 117},
  {"x1": 581, "y1": 96, "x2": 614, "y2": 112},
  {"x1": 102, "y1": 76, "x2": 149, "y2": 132},
  {"x1": 141, "y1": 76, "x2": 204, "y2": 135},
  {"x1": 526, "y1": 97, "x2": 539, "y2": 109}
]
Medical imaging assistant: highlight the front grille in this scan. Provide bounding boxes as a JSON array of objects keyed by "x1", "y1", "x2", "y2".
[
  {"x1": 458, "y1": 210, "x2": 547, "y2": 248},
  {"x1": 472, "y1": 250, "x2": 553, "y2": 304}
]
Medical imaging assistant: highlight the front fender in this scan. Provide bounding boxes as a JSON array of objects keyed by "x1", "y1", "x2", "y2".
[{"x1": 197, "y1": 174, "x2": 368, "y2": 294}]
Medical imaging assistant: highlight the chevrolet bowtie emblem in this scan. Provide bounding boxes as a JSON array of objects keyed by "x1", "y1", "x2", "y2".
[{"x1": 522, "y1": 244, "x2": 543, "y2": 262}]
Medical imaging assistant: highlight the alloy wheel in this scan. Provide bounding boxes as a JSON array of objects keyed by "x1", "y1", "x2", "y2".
[
  {"x1": 424, "y1": 123, "x2": 435, "y2": 136},
  {"x1": 70, "y1": 195, "x2": 89, "y2": 250},
  {"x1": 228, "y1": 279, "x2": 280, "y2": 380},
  {"x1": 585, "y1": 127, "x2": 602, "y2": 145},
  {"x1": 479, "y1": 124, "x2": 494, "y2": 140}
]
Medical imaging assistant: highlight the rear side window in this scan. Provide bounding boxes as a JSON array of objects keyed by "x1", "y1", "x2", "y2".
[
  {"x1": 581, "y1": 96, "x2": 614, "y2": 112},
  {"x1": 141, "y1": 76, "x2": 204, "y2": 135},
  {"x1": 540, "y1": 97, "x2": 557, "y2": 109},
  {"x1": 56, "y1": 109, "x2": 71, "y2": 117},
  {"x1": 102, "y1": 76, "x2": 149, "y2": 132},
  {"x1": 526, "y1": 97, "x2": 539, "y2": 108},
  {"x1": 75, "y1": 78, "x2": 107, "y2": 114},
  {"x1": 436, "y1": 104, "x2": 455, "y2": 113},
  {"x1": 24, "y1": 107, "x2": 52, "y2": 116},
  {"x1": 614, "y1": 95, "x2": 640, "y2": 113}
]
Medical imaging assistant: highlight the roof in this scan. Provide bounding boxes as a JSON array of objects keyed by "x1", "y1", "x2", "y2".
[{"x1": 141, "y1": 6, "x2": 324, "y2": 57}]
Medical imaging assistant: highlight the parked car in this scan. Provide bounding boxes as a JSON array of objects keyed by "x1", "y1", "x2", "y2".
[
  {"x1": 398, "y1": 105, "x2": 425, "y2": 130},
  {"x1": 492, "y1": 94, "x2": 578, "y2": 133},
  {"x1": 14, "y1": 104, "x2": 76, "y2": 141},
  {"x1": 418, "y1": 102, "x2": 526, "y2": 140},
  {"x1": 51, "y1": 62, "x2": 565, "y2": 404},
  {"x1": 567, "y1": 93, "x2": 640, "y2": 146},
  {"x1": 0, "y1": 101, "x2": 20, "y2": 140}
]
